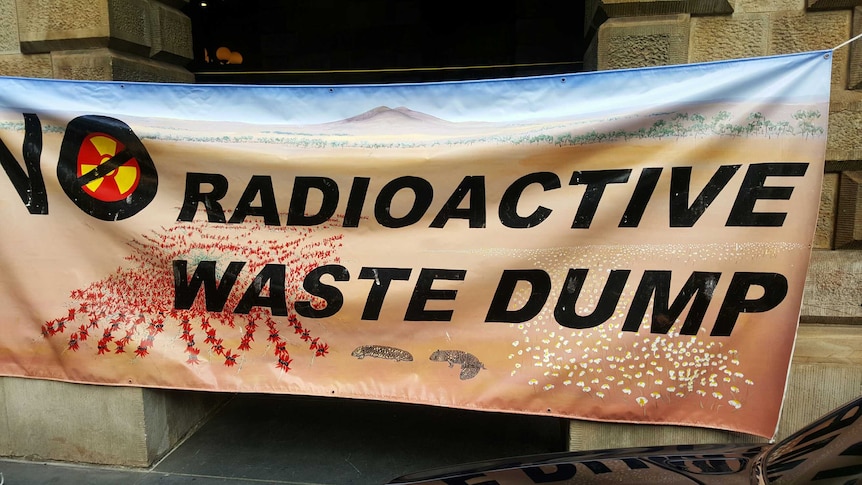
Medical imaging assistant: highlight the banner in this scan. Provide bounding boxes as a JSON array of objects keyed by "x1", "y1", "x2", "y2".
[{"x1": 0, "y1": 51, "x2": 831, "y2": 437}]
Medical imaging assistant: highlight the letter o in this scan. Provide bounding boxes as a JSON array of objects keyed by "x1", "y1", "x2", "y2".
[
  {"x1": 374, "y1": 176, "x2": 433, "y2": 228},
  {"x1": 57, "y1": 115, "x2": 157, "y2": 221}
]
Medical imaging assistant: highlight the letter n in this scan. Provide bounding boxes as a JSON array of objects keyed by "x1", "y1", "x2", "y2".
[{"x1": 0, "y1": 114, "x2": 47, "y2": 214}]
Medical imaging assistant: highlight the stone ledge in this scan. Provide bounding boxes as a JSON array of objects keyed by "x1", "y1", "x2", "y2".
[
  {"x1": 802, "y1": 249, "x2": 862, "y2": 323},
  {"x1": 776, "y1": 362, "x2": 862, "y2": 439},
  {"x1": 597, "y1": 0, "x2": 733, "y2": 17},
  {"x1": 850, "y1": 7, "x2": 861, "y2": 90},
  {"x1": 807, "y1": 0, "x2": 862, "y2": 9},
  {"x1": 835, "y1": 171, "x2": 862, "y2": 248},
  {"x1": 149, "y1": 1, "x2": 193, "y2": 64},
  {"x1": 586, "y1": 0, "x2": 728, "y2": 44},
  {"x1": 154, "y1": 0, "x2": 189, "y2": 9},
  {"x1": 142, "y1": 389, "x2": 229, "y2": 461},
  {"x1": 597, "y1": 14, "x2": 691, "y2": 69},
  {"x1": 735, "y1": 0, "x2": 805, "y2": 13},
  {"x1": 0, "y1": 52, "x2": 54, "y2": 78},
  {"x1": 0, "y1": 0, "x2": 19, "y2": 54},
  {"x1": 689, "y1": 13, "x2": 769, "y2": 62},
  {"x1": 568, "y1": 418, "x2": 762, "y2": 452},
  {"x1": 0, "y1": 379, "x2": 8, "y2": 455},
  {"x1": 586, "y1": 0, "x2": 608, "y2": 39},
  {"x1": 16, "y1": 0, "x2": 158, "y2": 57},
  {"x1": 108, "y1": 0, "x2": 152, "y2": 57},
  {"x1": 0, "y1": 378, "x2": 227, "y2": 466},
  {"x1": 0, "y1": 378, "x2": 150, "y2": 465},
  {"x1": 827, "y1": 93, "x2": 862, "y2": 161},
  {"x1": 16, "y1": 0, "x2": 111, "y2": 54},
  {"x1": 51, "y1": 48, "x2": 194, "y2": 83},
  {"x1": 792, "y1": 324, "x2": 862, "y2": 364},
  {"x1": 815, "y1": 173, "x2": 839, "y2": 249}
]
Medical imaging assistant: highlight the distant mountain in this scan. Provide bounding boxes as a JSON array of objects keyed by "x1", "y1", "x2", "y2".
[
  {"x1": 330, "y1": 106, "x2": 452, "y2": 127},
  {"x1": 318, "y1": 106, "x2": 459, "y2": 135}
]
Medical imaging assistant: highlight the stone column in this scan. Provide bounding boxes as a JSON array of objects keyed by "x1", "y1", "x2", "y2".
[
  {"x1": 570, "y1": 0, "x2": 862, "y2": 450},
  {"x1": 2, "y1": 0, "x2": 194, "y2": 81},
  {"x1": 0, "y1": 0, "x2": 226, "y2": 467}
]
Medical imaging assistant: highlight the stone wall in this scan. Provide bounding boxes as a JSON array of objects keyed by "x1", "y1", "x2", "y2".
[
  {"x1": 0, "y1": 0, "x2": 193, "y2": 81},
  {"x1": 571, "y1": 0, "x2": 862, "y2": 448},
  {"x1": 0, "y1": 0, "x2": 224, "y2": 468}
]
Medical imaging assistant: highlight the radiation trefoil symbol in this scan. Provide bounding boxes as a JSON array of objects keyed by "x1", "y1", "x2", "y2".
[
  {"x1": 57, "y1": 115, "x2": 158, "y2": 221},
  {"x1": 78, "y1": 133, "x2": 141, "y2": 202}
]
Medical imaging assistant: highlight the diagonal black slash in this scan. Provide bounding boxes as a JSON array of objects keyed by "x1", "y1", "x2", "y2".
[{"x1": 75, "y1": 149, "x2": 134, "y2": 187}]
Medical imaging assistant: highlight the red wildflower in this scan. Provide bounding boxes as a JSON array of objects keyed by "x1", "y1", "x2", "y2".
[
  {"x1": 315, "y1": 342, "x2": 329, "y2": 357},
  {"x1": 276, "y1": 354, "x2": 293, "y2": 372},
  {"x1": 67, "y1": 334, "x2": 79, "y2": 351},
  {"x1": 204, "y1": 328, "x2": 218, "y2": 344},
  {"x1": 224, "y1": 350, "x2": 238, "y2": 367},
  {"x1": 117, "y1": 334, "x2": 132, "y2": 346}
]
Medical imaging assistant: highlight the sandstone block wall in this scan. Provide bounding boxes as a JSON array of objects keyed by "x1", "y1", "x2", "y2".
[{"x1": 1, "y1": 0, "x2": 193, "y2": 82}]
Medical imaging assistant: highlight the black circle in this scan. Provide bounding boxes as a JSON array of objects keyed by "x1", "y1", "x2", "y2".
[{"x1": 57, "y1": 115, "x2": 158, "y2": 221}]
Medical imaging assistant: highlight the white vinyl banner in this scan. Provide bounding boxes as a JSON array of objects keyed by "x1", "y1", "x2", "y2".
[{"x1": 0, "y1": 50, "x2": 832, "y2": 437}]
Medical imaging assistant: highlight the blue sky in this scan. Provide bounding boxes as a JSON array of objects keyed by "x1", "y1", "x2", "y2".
[{"x1": 0, "y1": 50, "x2": 833, "y2": 126}]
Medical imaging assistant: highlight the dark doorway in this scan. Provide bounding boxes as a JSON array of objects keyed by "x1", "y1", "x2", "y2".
[{"x1": 183, "y1": 0, "x2": 586, "y2": 84}]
